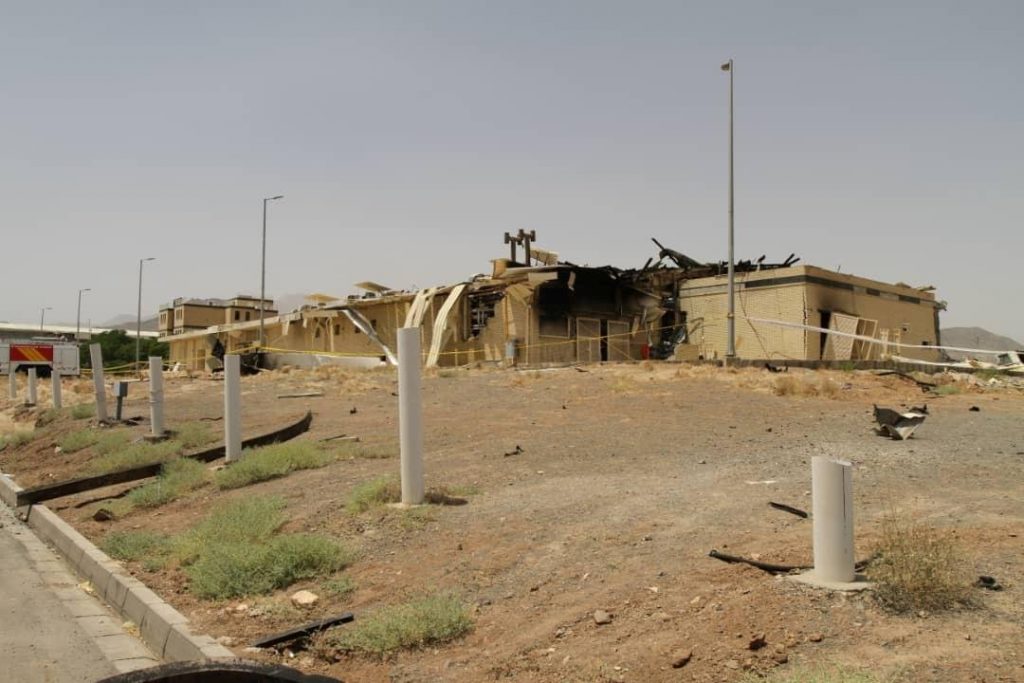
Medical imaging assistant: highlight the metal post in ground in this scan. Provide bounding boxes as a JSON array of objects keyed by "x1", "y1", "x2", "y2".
[
  {"x1": 397, "y1": 327, "x2": 424, "y2": 505},
  {"x1": 26, "y1": 368, "x2": 37, "y2": 406},
  {"x1": 89, "y1": 343, "x2": 108, "y2": 422},
  {"x1": 51, "y1": 370, "x2": 62, "y2": 409},
  {"x1": 149, "y1": 356, "x2": 164, "y2": 438},
  {"x1": 811, "y1": 456, "x2": 855, "y2": 583},
  {"x1": 224, "y1": 354, "x2": 241, "y2": 462},
  {"x1": 8, "y1": 369, "x2": 16, "y2": 400}
]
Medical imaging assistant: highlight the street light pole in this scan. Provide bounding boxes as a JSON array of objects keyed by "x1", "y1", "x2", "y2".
[
  {"x1": 260, "y1": 195, "x2": 284, "y2": 349},
  {"x1": 40, "y1": 306, "x2": 52, "y2": 332},
  {"x1": 721, "y1": 58, "x2": 736, "y2": 361},
  {"x1": 136, "y1": 258, "x2": 155, "y2": 372},
  {"x1": 76, "y1": 288, "x2": 91, "y2": 341}
]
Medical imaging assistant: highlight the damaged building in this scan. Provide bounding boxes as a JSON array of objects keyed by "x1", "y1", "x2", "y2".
[{"x1": 160, "y1": 234, "x2": 943, "y2": 371}]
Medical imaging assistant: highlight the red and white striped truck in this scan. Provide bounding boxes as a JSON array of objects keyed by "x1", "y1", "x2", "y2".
[{"x1": 0, "y1": 340, "x2": 81, "y2": 376}]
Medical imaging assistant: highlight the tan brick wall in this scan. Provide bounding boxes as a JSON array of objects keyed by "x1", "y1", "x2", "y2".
[{"x1": 678, "y1": 266, "x2": 941, "y2": 361}]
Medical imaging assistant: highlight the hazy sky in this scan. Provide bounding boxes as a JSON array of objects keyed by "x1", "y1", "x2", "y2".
[{"x1": 2, "y1": 1, "x2": 1021, "y2": 339}]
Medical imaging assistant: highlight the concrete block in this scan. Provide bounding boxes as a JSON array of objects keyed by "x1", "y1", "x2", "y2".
[
  {"x1": 75, "y1": 546, "x2": 119, "y2": 597},
  {"x1": 163, "y1": 624, "x2": 201, "y2": 661},
  {"x1": 103, "y1": 573, "x2": 133, "y2": 612},
  {"x1": 63, "y1": 596, "x2": 109, "y2": 618},
  {"x1": 75, "y1": 615, "x2": 127, "y2": 638},
  {"x1": 94, "y1": 633, "x2": 154, "y2": 663},
  {"x1": 112, "y1": 658, "x2": 159, "y2": 674},
  {"x1": 0, "y1": 474, "x2": 23, "y2": 507},
  {"x1": 120, "y1": 584, "x2": 165, "y2": 627},
  {"x1": 198, "y1": 641, "x2": 236, "y2": 660}
]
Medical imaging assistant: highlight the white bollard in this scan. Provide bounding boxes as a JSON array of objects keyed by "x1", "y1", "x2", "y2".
[
  {"x1": 26, "y1": 368, "x2": 38, "y2": 406},
  {"x1": 9, "y1": 368, "x2": 17, "y2": 400},
  {"x1": 811, "y1": 456, "x2": 856, "y2": 583},
  {"x1": 149, "y1": 356, "x2": 164, "y2": 438},
  {"x1": 397, "y1": 327, "x2": 425, "y2": 505},
  {"x1": 90, "y1": 343, "x2": 108, "y2": 422},
  {"x1": 224, "y1": 354, "x2": 241, "y2": 462},
  {"x1": 51, "y1": 370, "x2": 62, "y2": 409}
]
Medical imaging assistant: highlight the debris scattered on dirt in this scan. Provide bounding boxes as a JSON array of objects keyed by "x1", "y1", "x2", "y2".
[
  {"x1": 969, "y1": 405, "x2": 981, "y2": 412},
  {"x1": 808, "y1": 632, "x2": 824, "y2": 642},
  {"x1": 874, "y1": 403, "x2": 928, "y2": 440},
  {"x1": 748, "y1": 633, "x2": 767, "y2": 651},
  {"x1": 593, "y1": 610, "x2": 613, "y2": 625},
  {"x1": 708, "y1": 549, "x2": 807, "y2": 575},
  {"x1": 975, "y1": 575, "x2": 1003, "y2": 591},
  {"x1": 291, "y1": 590, "x2": 320, "y2": 608},
  {"x1": 320, "y1": 434, "x2": 360, "y2": 443},
  {"x1": 768, "y1": 501, "x2": 809, "y2": 519},
  {"x1": 92, "y1": 508, "x2": 114, "y2": 522},
  {"x1": 671, "y1": 650, "x2": 692, "y2": 668},
  {"x1": 277, "y1": 391, "x2": 324, "y2": 399},
  {"x1": 503, "y1": 445, "x2": 524, "y2": 457},
  {"x1": 349, "y1": 407, "x2": 358, "y2": 414},
  {"x1": 251, "y1": 612, "x2": 356, "y2": 649}
]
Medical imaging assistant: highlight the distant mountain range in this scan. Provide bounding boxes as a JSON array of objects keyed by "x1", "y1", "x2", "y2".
[
  {"x1": 941, "y1": 327, "x2": 1023, "y2": 360},
  {"x1": 100, "y1": 314, "x2": 160, "y2": 332}
]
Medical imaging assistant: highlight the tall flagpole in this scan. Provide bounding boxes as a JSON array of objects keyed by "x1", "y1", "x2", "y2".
[{"x1": 722, "y1": 58, "x2": 736, "y2": 361}]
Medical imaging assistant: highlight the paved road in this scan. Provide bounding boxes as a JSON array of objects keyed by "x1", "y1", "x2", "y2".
[{"x1": 0, "y1": 503, "x2": 157, "y2": 682}]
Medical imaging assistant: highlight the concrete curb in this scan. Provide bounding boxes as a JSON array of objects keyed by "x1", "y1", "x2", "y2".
[{"x1": 0, "y1": 472, "x2": 234, "y2": 663}]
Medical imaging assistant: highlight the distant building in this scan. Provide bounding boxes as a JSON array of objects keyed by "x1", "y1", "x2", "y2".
[
  {"x1": 158, "y1": 296, "x2": 277, "y2": 336},
  {"x1": 159, "y1": 240, "x2": 943, "y2": 371}
]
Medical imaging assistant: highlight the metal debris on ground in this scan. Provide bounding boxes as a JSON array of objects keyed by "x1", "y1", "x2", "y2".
[
  {"x1": 768, "y1": 501, "x2": 808, "y2": 519},
  {"x1": 873, "y1": 404, "x2": 928, "y2": 440},
  {"x1": 251, "y1": 612, "x2": 355, "y2": 649},
  {"x1": 975, "y1": 575, "x2": 1003, "y2": 591},
  {"x1": 320, "y1": 434, "x2": 360, "y2": 443},
  {"x1": 503, "y1": 445, "x2": 524, "y2": 457},
  {"x1": 277, "y1": 391, "x2": 324, "y2": 399}
]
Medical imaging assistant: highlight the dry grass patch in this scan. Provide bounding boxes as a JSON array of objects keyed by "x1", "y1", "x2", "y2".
[
  {"x1": 215, "y1": 441, "x2": 333, "y2": 490},
  {"x1": 118, "y1": 458, "x2": 208, "y2": 511},
  {"x1": 59, "y1": 428, "x2": 101, "y2": 453},
  {"x1": 321, "y1": 593, "x2": 471, "y2": 658},
  {"x1": 174, "y1": 422, "x2": 218, "y2": 449},
  {"x1": 0, "y1": 430, "x2": 34, "y2": 450},
  {"x1": 867, "y1": 513, "x2": 976, "y2": 613},
  {"x1": 70, "y1": 402, "x2": 96, "y2": 419},
  {"x1": 346, "y1": 476, "x2": 401, "y2": 514},
  {"x1": 771, "y1": 373, "x2": 841, "y2": 398},
  {"x1": 88, "y1": 439, "x2": 183, "y2": 474},
  {"x1": 742, "y1": 664, "x2": 897, "y2": 682},
  {"x1": 177, "y1": 497, "x2": 351, "y2": 599},
  {"x1": 101, "y1": 530, "x2": 173, "y2": 572}
]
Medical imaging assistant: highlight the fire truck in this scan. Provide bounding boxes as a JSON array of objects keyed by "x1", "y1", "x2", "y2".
[{"x1": 0, "y1": 339, "x2": 81, "y2": 376}]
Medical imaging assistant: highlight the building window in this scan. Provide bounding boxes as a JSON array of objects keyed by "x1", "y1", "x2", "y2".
[
  {"x1": 334, "y1": 324, "x2": 340, "y2": 336},
  {"x1": 245, "y1": 312, "x2": 251, "y2": 321},
  {"x1": 315, "y1": 327, "x2": 321, "y2": 338},
  {"x1": 234, "y1": 311, "x2": 240, "y2": 321}
]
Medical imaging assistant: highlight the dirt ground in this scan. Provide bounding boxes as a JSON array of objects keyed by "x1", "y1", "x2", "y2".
[{"x1": 1, "y1": 363, "x2": 1022, "y2": 683}]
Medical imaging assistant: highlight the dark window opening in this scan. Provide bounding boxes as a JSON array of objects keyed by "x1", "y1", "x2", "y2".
[
  {"x1": 245, "y1": 311, "x2": 251, "y2": 321},
  {"x1": 233, "y1": 310, "x2": 240, "y2": 321},
  {"x1": 537, "y1": 283, "x2": 571, "y2": 338},
  {"x1": 819, "y1": 310, "x2": 832, "y2": 358},
  {"x1": 314, "y1": 328, "x2": 321, "y2": 338},
  {"x1": 334, "y1": 324, "x2": 340, "y2": 336},
  {"x1": 467, "y1": 291, "x2": 502, "y2": 338}
]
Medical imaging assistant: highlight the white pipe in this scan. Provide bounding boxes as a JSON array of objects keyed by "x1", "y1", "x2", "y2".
[
  {"x1": 8, "y1": 369, "x2": 17, "y2": 400},
  {"x1": 26, "y1": 368, "x2": 37, "y2": 406},
  {"x1": 89, "y1": 343, "x2": 108, "y2": 422},
  {"x1": 811, "y1": 456, "x2": 855, "y2": 582},
  {"x1": 148, "y1": 356, "x2": 164, "y2": 438},
  {"x1": 224, "y1": 354, "x2": 241, "y2": 462},
  {"x1": 51, "y1": 370, "x2": 62, "y2": 409},
  {"x1": 397, "y1": 327, "x2": 424, "y2": 505}
]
